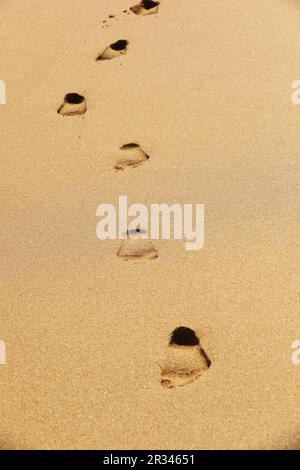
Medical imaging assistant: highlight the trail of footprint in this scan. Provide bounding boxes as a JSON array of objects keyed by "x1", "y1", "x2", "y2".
[
  {"x1": 114, "y1": 143, "x2": 150, "y2": 171},
  {"x1": 96, "y1": 40, "x2": 129, "y2": 61},
  {"x1": 131, "y1": 0, "x2": 160, "y2": 16},
  {"x1": 101, "y1": 0, "x2": 160, "y2": 29},
  {"x1": 160, "y1": 327, "x2": 211, "y2": 389},
  {"x1": 117, "y1": 228, "x2": 158, "y2": 261},
  {"x1": 57, "y1": 93, "x2": 87, "y2": 116}
]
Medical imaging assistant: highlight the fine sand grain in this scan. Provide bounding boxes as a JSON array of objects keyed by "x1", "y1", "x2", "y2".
[{"x1": 0, "y1": 0, "x2": 299, "y2": 450}]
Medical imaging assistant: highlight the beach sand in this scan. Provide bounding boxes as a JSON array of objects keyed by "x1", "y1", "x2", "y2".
[{"x1": 0, "y1": 0, "x2": 299, "y2": 449}]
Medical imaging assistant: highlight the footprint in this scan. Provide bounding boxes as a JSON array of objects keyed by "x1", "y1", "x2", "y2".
[
  {"x1": 100, "y1": 1, "x2": 157, "y2": 29},
  {"x1": 130, "y1": 0, "x2": 160, "y2": 16},
  {"x1": 114, "y1": 143, "x2": 150, "y2": 171},
  {"x1": 96, "y1": 40, "x2": 129, "y2": 61},
  {"x1": 57, "y1": 93, "x2": 87, "y2": 116},
  {"x1": 117, "y1": 229, "x2": 158, "y2": 261},
  {"x1": 160, "y1": 327, "x2": 211, "y2": 389}
]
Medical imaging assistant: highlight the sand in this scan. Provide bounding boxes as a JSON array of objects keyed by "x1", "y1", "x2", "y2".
[{"x1": 0, "y1": 0, "x2": 299, "y2": 450}]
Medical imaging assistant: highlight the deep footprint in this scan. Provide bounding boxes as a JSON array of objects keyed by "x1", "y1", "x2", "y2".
[
  {"x1": 115, "y1": 143, "x2": 150, "y2": 171},
  {"x1": 117, "y1": 229, "x2": 158, "y2": 261},
  {"x1": 160, "y1": 327, "x2": 211, "y2": 389},
  {"x1": 96, "y1": 40, "x2": 129, "y2": 61},
  {"x1": 57, "y1": 93, "x2": 87, "y2": 116},
  {"x1": 131, "y1": 0, "x2": 160, "y2": 16}
]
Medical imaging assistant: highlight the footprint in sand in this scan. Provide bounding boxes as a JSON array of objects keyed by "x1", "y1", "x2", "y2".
[
  {"x1": 96, "y1": 40, "x2": 129, "y2": 61},
  {"x1": 57, "y1": 93, "x2": 87, "y2": 116},
  {"x1": 100, "y1": 2, "x2": 159, "y2": 29},
  {"x1": 160, "y1": 326, "x2": 211, "y2": 389},
  {"x1": 117, "y1": 228, "x2": 158, "y2": 261},
  {"x1": 130, "y1": 0, "x2": 160, "y2": 16},
  {"x1": 114, "y1": 143, "x2": 150, "y2": 171}
]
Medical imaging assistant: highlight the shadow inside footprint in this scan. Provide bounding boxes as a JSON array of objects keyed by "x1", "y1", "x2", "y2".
[
  {"x1": 131, "y1": 0, "x2": 160, "y2": 16},
  {"x1": 96, "y1": 40, "x2": 129, "y2": 61},
  {"x1": 117, "y1": 230, "x2": 158, "y2": 261},
  {"x1": 57, "y1": 93, "x2": 87, "y2": 116},
  {"x1": 115, "y1": 143, "x2": 150, "y2": 171},
  {"x1": 160, "y1": 327, "x2": 211, "y2": 389}
]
